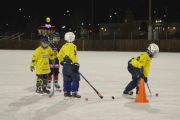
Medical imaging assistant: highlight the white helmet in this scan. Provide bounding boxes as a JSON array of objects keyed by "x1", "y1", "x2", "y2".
[
  {"x1": 147, "y1": 43, "x2": 159, "y2": 58},
  {"x1": 64, "y1": 32, "x2": 75, "y2": 42}
]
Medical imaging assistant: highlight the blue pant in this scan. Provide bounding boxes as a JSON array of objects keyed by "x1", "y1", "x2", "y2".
[
  {"x1": 62, "y1": 61, "x2": 80, "y2": 93},
  {"x1": 124, "y1": 63, "x2": 141, "y2": 94}
]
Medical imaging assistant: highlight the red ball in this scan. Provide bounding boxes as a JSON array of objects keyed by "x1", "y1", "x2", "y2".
[
  {"x1": 155, "y1": 93, "x2": 159, "y2": 97},
  {"x1": 85, "y1": 97, "x2": 88, "y2": 101}
]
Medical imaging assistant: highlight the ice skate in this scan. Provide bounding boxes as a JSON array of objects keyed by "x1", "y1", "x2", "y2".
[
  {"x1": 43, "y1": 87, "x2": 50, "y2": 94},
  {"x1": 55, "y1": 81, "x2": 60, "y2": 89},
  {"x1": 36, "y1": 87, "x2": 43, "y2": 94},
  {"x1": 72, "y1": 92, "x2": 81, "y2": 98},
  {"x1": 64, "y1": 92, "x2": 72, "y2": 97},
  {"x1": 47, "y1": 82, "x2": 51, "y2": 89},
  {"x1": 123, "y1": 90, "x2": 133, "y2": 95}
]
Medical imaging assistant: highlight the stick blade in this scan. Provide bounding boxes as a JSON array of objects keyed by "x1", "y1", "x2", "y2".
[{"x1": 100, "y1": 96, "x2": 103, "y2": 99}]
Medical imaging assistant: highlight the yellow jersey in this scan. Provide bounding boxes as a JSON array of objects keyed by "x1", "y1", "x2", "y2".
[
  {"x1": 31, "y1": 46, "x2": 54, "y2": 74},
  {"x1": 130, "y1": 52, "x2": 152, "y2": 77},
  {"x1": 57, "y1": 42, "x2": 78, "y2": 63}
]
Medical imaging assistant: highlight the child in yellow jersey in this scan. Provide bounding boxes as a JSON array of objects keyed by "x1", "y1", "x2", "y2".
[
  {"x1": 123, "y1": 43, "x2": 159, "y2": 95},
  {"x1": 47, "y1": 32, "x2": 61, "y2": 89},
  {"x1": 30, "y1": 36, "x2": 54, "y2": 94},
  {"x1": 57, "y1": 32, "x2": 81, "y2": 98}
]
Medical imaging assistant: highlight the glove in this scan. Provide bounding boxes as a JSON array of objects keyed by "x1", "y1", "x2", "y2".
[
  {"x1": 143, "y1": 77, "x2": 148, "y2": 83},
  {"x1": 30, "y1": 66, "x2": 35, "y2": 72},
  {"x1": 73, "y1": 63, "x2": 80, "y2": 72},
  {"x1": 139, "y1": 66, "x2": 144, "y2": 76},
  {"x1": 140, "y1": 66, "x2": 144, "y2": 74},
  {"x1": 51, "y1": 60, "x2": 55, "y2": 64},
  {"x1": 60, "y1": 61, "x2": 64, "y2": 66}
]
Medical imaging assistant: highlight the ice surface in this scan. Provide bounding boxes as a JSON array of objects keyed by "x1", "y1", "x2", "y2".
[{"x1": 0, "y1": 50, "x2": 180, "y2": 120}]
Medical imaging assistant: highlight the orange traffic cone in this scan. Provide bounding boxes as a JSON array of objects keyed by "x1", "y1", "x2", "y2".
[{"x1": 135, "y1": 78, "x2": 149, "y2": 103}]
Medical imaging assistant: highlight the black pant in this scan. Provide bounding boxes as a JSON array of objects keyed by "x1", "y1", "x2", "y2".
[
  {"x1": 36, "y1": 74, "x2": 48, "y2": 89},
  {"x1": 124, "y1": 63, "x2": 141, "y2": 94}
]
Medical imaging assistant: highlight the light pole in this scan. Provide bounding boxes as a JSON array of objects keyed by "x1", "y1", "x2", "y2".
[
  {"x1": 91, "y1": 0, "x2": 94, "y2": 26},
  {"x1": 148, "y1": 0, "x2": 153, "y2": 40},
  {"x1": 91, "y1": 0, "x2": 94, "y2": 40}
]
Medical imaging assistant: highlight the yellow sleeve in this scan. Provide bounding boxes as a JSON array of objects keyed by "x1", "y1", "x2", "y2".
[
  {"x1": 30, "y1": 49, "x2": 39, "y2": 67},
  {"x1": 72, "y1": 45, "x2": 78, "y2": 63},
  {"x1": 144, "y1": 63, "x2": 150, "y2": 77},
  {"x1": 57, "y1": 46, "x2": 64, "y2": 62}
]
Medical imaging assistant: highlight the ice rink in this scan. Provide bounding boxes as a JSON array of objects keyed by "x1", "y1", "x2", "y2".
[{"x1": 0, "y1": 50, "x2": 180, "y2": 120}]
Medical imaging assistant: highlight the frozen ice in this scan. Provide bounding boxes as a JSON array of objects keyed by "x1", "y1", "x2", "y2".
[{"x1": 0, "y1": 50, "x2": 180, "y2": 120}]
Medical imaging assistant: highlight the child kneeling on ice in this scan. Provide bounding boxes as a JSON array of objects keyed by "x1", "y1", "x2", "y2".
[{"x1": 123, "y1": 43, "x2": 159, "y2": 95}]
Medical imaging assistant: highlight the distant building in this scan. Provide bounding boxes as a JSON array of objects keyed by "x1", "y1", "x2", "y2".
[
  {"x1": 99, "y1": 20, "x2": 147, "y2": 39},
  {"x1": 99, "y1": 20, "x2": 180, "y2": 40},
  {"x1": 80, "y1": 20, "x2": 180, "y2": 40},
  {"x1": 153, "y1": 19, "x2": 180, "y2": 39}
]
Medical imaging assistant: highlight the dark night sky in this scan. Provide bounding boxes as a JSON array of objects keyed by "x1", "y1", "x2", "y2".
[{"x1": 0, "y1": 0, "x2": 179, "y2": 31}]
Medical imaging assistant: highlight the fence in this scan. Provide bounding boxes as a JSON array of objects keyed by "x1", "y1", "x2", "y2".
[
  {"x1": 81, "y1": 31, "x2": 180, "y2": 41},
  {"x1": 0, "y1": 39, "x2": 180, "y2": 52}
]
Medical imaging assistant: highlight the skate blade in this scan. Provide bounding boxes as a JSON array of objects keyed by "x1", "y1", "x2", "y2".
[
  {"x1": 122, "y1": 94, "x2": 136, "y2": 99},
  {"x1": 64, "y1": 97, "x2": 72, "y2": 100},
  {"x1": 35, "y1": 92, "x2": 48, "y2": 96},
  {"x1": 55, "y1": 89, "x2": 62, "y2": 92}
]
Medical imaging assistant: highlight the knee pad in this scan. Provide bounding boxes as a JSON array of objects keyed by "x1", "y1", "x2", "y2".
[
  {"x1": 36, "y1": 78, "x2": 43, "y2": 87},
  {"x1": 132, "y1": 72, "x2": 141, "y2": 80},
  {"x1": 54, "y1": 75, "x2": 58, "y2": 81},
  {"x1": 48, "y1": 74, "x2": 52, "y2": 80},
  {"x1": 43, "y1": 79, "x2": 48, "y2": 86}
]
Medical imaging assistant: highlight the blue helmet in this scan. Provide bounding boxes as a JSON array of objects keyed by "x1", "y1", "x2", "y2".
[
  {"x1": 52, "y1": 32, "x2": 60, "y2": 37},
  {"x1": 40, "y1": 36, "x2": 49, "y2": 44},
  {"x1": 49, "y1": 32, "x2": 60, "y2": 40}
]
